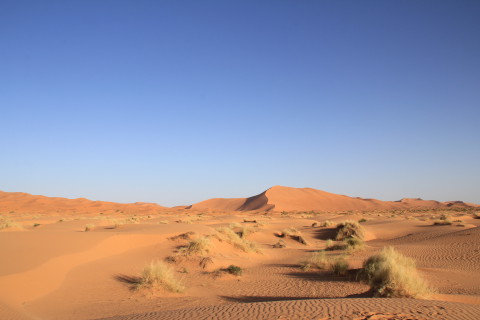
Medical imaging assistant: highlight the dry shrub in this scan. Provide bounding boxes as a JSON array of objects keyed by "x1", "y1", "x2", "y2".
[
  {"x1": 321, "y1": 220, "x2": 333, "y2": 227},
  {"x1": 169, "y1": 231, "x2": 195, "y2": 241},
  {"x1": 300, "y1": 251, "x2": 328, "y2": 271},
  {"x1": 281, "y1": 228, "x2": 309, "y2": 245},
  {"x1": 216, "y1": 227, "x2": 261, "y2": 253},
  {"x1": 330, "y1": 257, "x2": 349, "y2": 276},
  {"x1": 360, "y1": 247, "x2": 431, "y2": 298},
  {"x1": 433, "y1": 220, "x2": 452, "y2": 226},
  {"x1": 84, "y1": 224, "x2": 95, "y2": 232},
  {"x1": 199, "y1": 257, "x2": 214, "y2": 269},
  {"x1": 335, "y1": 221, "x2": 364, "y2": 240},
  {"x1": 136, "y1": 260, "x2": 185, "y2": 293}
]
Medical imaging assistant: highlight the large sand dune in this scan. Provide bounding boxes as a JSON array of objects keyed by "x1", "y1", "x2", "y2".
[{"x1": 189, "y1": 185, "x2": 477, "y2": 212}]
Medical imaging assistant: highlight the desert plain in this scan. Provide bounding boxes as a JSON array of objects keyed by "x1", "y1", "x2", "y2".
[{"x1": 1, "y1": 185, "x2": 480, "y2": 320}]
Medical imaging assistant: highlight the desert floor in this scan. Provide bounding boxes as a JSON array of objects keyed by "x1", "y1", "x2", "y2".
[{"x1": 1, "y1": 209, "x2": 480, "y2": 320}]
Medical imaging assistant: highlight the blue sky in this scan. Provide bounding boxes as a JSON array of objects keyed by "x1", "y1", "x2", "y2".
[{"x1": 1, "y1": 1, "x2": 479, "y2": 206}]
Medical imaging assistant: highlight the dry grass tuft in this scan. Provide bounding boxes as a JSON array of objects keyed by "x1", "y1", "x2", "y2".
[
  {"x1": 169, "y1": 231, "x2": 195, "y2": 241},
  {"x1": 178, "y1": 236, "x2": 211, "y2": 256},
  {"x1": 330, "y1": 257, "x2": 349, "y2": 276},
  {"x1": 299, "y1": 251, "x2": 328, "y2": 271},
  {"x1": 321, "y1": 220, "x2": 334, "y2": 227},
  {"x1": 84, "y1": 224, "x2": 95, "y2": 232},
  {"x1": 360, "y1": 247, "x2": 431, "y2": 298},
  {"x1": 136, "y1": 260, "x2": 185, "y2": 293},
  {"x1": 335, "y1": 220, "x2": 364, "y2": 240}
]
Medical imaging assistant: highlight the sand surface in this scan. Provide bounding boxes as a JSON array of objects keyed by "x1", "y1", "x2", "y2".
[{"x1": 1, "y1": 188, "x2": 479, "y2": 319}]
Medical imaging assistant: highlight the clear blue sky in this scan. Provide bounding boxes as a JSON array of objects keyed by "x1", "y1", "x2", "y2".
[{"x1": 1, "y1": 1, "x2": 479, "y2": 206}]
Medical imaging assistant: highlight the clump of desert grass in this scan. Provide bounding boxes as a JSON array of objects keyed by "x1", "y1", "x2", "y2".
[
  {"x1": 321, "y1": 220, "x2": 334, "y2": 227},
  {"x1": 158, "y1": 220, "x2": 169, "y2": 224},
  {"x1": 335, "y1": 220, "x2": 364, "y2": 240},
  {"x1": 177, "y1": 236, "x2": 211, "y2": 256},
  {"x1": 330, "y1": 257, "x2": 349, "y2": 276},
  {"x1": 433, "y1": 213, "x2": 452, "y2": 225},
  {"x1": 299, "y1": 251, "x2": 328, "y2": 271},
  {"x1": 359, "y1": 247, "x2": 431, "y2": 298},
  {"x1": 215, "y1": 227, "x2": 262, "y2": 253},
  {"x1": 135, "y1": 260, "x2": 185, "y2": 293},
  {"x1": 280, "y1": 228, "x2": 309, "y2": 245},
  {"x1": 84, "y1": 224, "x2": 95, "y2": 232},
  {"x1": 472, "y1": 212, "x2": 480, "y2": 219}
]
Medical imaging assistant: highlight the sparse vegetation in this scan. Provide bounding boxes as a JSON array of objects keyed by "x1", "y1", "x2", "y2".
[
  {"x1": 135, "y1": 260, "x2": 185, "y2": 293},
  {"x1": 335, "y1": 220, "x2": 364, "y2": 240},
  {"x1": 0, "y1": 217, "x2": 20, "y2": 230},
  {"x1": 300, "y1": 251, "x2": 328, "y2": 271},
  {"x1": 360, "y1": 247, "x2": 431, "y2": 298},
  {"x1": 358, "y1": 218, "x2": 368, "y2": 223},
  {"x1": 84, "y1": 224, "x2": 95, "y2": 232},
  {"x1": 33, "y1": 223, "x2": 41, "y2": 227},
  {"x1": 216, "y1": 227, "x2": 261, "y2": 253},
  {"x1": 169, "y1": 231, "x2": 195, "y2": 241}
]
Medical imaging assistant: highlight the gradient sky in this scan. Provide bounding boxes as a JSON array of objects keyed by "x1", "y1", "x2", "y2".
[{"x1": 1, "y1": 1, "x2": 479, "y2": 206}]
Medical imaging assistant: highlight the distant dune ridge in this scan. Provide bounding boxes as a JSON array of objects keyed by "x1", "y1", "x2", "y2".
[
  {"x1": 0, "y1": 186, "x2": 477, "y2": 215},
  {"x1": 0, "y1": 191, "x2": 166, "y2": 215},
  {"x1": 188, "y1": 185, "x2": 478, "y2": 212}
]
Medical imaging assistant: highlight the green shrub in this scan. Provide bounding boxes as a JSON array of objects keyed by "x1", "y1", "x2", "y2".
[{"x1": 226, "y1": 265, "x2": 243, "y2": 276}]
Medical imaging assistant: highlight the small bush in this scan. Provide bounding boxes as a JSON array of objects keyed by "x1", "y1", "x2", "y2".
[
  {"x1": 360, "y1": 247, "x2": 431, "y2": 298},
  {"x1": 311, "y1": 222, "x2": 318, "y2": 227},
  {"x1": 358, "y1": 218, "x2": 368, "y2": 223},
  {"x1": 331, "y1": 257, "x2": 349, "y2": 276},
  {"x1": 335, "y1": 221, "x2": 364, "y2": 240},
  {"x1": 169, "y1": 231, "x2": 195, "y2": 241},
  {"x1": 33, "y1": 223, "x2": 41, "y2": 227},
  {"x1": 344, "y1": 237, "x2": 365, "y2": 252},
  {"x1": 136, "y1": 260, "x2": 185, "y2": 293},
  {"x1": 226, "y1": 265, "x2": 243, "y2": 276},
  {"x1": 84, "y1": 224, "x2": 95, "y2": 232},
  {"x1": 472, "y1": 212, "x2": 480, "y2": 219}
]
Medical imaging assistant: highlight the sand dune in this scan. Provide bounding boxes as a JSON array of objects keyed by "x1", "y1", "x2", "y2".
[
  {"x1": 1, "y1": 188, "x2": 479, "y2": 319},
  {"x1": 0, "y1": 191, "x2": 166, "y2": 215},
  {"x1": 189, "y1": 185, "x2": 477, "y2": 212}
]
